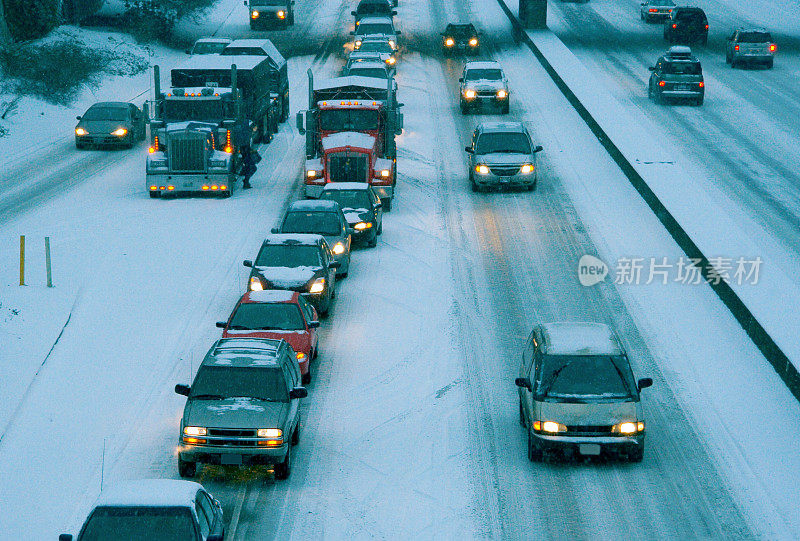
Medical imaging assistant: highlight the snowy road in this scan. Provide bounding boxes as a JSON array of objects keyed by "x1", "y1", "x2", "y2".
[{"x1": 2, "y1": 0, "x2": 800, "y2": 538}]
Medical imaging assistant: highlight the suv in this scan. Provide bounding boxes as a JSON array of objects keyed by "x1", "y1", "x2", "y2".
[
  {"x1": 441, "y1": 23, "x2": 480, "y2": 55},
  {"x1": 175, "y1": 338, "x2": 307, "y2": 479},
  {"x1": 663, "y1": 7, "x2": 708, "y2": 45},
  {"x1": 464, "y1": 122, "x2": 542, "y2": 192},
  {"x1": 60, "y1": 480, "x2": 225, "y2": 541},
  {"x1": 459, "y1": 61, "x2": 510, "y2": 114},
  {"x1": 244, "y1": 234, "x2": 338, "y2": 316},
  {"x1": 273, "y1": 200, "x2": 353, "y2": 277},
  {"x1": 347, "y1": 35, "x2": 397, "y2": 67},
  {"x1": 320, "y1": 182, "x2": 383, "y2": 247},
  {"x1": 648, "y1": 46, "x2": 704, "y2": 105},
  {"x1": 352, "y1": 16, "x2": 400, "y2": 51},
  {"x1": 352, "y1": 0, "x2": 396, "y2": 25},
  {"x1": 217, "y1": 290, "x2": 320, "y2": 383},
  {"x1": 243, "y1": 0, "x2": 294, "y2": 28},
  {"x1": 726, "y1": 29, "x2": 776, "y2": 69},
  {"x1": 515, "y1": 323, "x2": 653, "y2": 462}
]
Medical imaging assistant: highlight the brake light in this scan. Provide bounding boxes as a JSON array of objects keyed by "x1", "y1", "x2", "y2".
[
  {"x1": 672, "y1": 24, "x2": 677, "y2": 28},
  {"x1": 698, "y1": 82, "x2": 704, "y2": 88},
  {"x1": 658, "y1": 81, "x2": 666, "y2": 87},
  {"x1": 734, "y1": 44, "x2": 739, "y2": 51},
  {"x1": 769, "y1": 44, "x2": 777, "y2": 52},
  {"x1": 705, "y1": 25, "x2": 709, "y2": 29},
  {"x1": 649, "y1": 8, "x2": 657, "y2": 12}
]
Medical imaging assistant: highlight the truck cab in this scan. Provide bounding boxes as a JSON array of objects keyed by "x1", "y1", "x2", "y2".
[{"x1": 245, "y1": 0, "x2": 294, "y2": 28}]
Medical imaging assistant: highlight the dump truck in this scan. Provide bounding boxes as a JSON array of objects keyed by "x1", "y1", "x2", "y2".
[
  {"x1": 296, "y1": 71, "x2": 402, "y2": 210},
  {"x1": 220, "y1": 39, "x2": 290, "y2": 123}
]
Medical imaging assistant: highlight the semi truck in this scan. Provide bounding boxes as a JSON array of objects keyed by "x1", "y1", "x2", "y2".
[
  {"x1": 296, "y1": 71, "x2": 402, "y2": 210},
  {"x1": 220, "y1": 39, "x2": 290, "y2": 123}
]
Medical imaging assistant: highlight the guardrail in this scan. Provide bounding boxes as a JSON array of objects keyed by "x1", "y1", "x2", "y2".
[{"x1": 494, "y1": 0, "x2": 800, "y2": 401}]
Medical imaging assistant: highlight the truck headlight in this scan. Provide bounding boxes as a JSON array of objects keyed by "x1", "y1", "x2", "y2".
[
  {"x1": 277, "y1": 9, "x2": 285, "y2": 18},
  {"x1": 386, "y1": 56, "x2": 396, "y2": 65},
  {"x1": 309, "y1": 277, "x2": 325, "y2": 294},
  {"x1": 257, "y1": 428, "x2": 282, "y2": 438},
  {"x1": 464, "y1": 89, "x2": 476, "y2": 99},
  {"x1": 613, "y1": 421, "x2": 644, "y2": 434},
  {"x1": 520, "y1": 164, "x2": 534, "y2": 174},
  {"x1": 469, "y1": 38, "x2": 479, "y2": 46},
  {"x1": 75, "y1": 127, "x2": 87, "y2": 136},
  {"x1": 332, "y1": 242, "x2": 345, "y2": 255},
  {"x1": 306, "y1": 170, "x2": 319, "y2": 178},
  {"x1": 475, "y1": 164, "x2": 490, "y2": 175},
  {"x1": 183, "y1": 426, "x2": 207, "y2": 436},
  {"x1": 354, "y1": 40, "x2": 362, "y2": 49},
  {"x1": 251, "y1": 10, "x2": 259, "y2": 18},
  {"x1": 380, "y1": 169, "x2": 391, "y2": 178},
  {"x1": 354, "y1": 222, "x2": 371, "y2": 230},
  {"x1": 112, "y1": 128, "x2": 128, "y2": 137},
  {"x1": 534, "y1": 421, "x2": 567, "y2": 433},
  {"x1": 249, "y1": 276, "x2": 264, "y2": 291},
  {"x1": 388, "y1": 40, "x2": 396, "y2": 49},
  {"x1": 445, "y1": 38, "x2": 454, "y2": 47},
  {"x1": 496, "y1": 89, "x2": 508, "y2": 99}
]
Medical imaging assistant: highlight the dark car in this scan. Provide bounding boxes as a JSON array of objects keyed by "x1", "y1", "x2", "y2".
[
  {"x1": 320, "y1": 182, "x2": 383, "y2": 247},
  {"x1": 442, "y1": 23, "x2": 480, "y2": 55},
  {"x1": 59, "y1": 480, "x2": 224, "y2": 541},
  {"x1": 726, "y1": 28, "x2": 776, "y2": 69},
  {"x1": 352, "y1": 0, "x2": 396, "y2": 25},
  {"x1": 244, "y1": 234, "x2": 338, "y2": 316},
  {"x1": 74, "y1": 102, "x2": 146, "y2": 149},
  {"x1": 663, "y1": 7, "x2": 708, "y2": 45},
  {"x1": 648, "y1": 46, "x2": 704, "y2": 105}
]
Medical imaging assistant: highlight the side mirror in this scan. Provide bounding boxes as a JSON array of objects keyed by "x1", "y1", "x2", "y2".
[
  {"x1": 308, "y1": 320, "x2": 320, "y2": 328},
  {"x1": 395, "y1": 30, "x2": 401, "y2": 35},
  {"x1": 75, "y1": 116, "x2": 82, "y2": 121},
  {"x1": 329, "y1": 261, "x2": 341, "y2": 269},
  {"x1": 374, "y1": 202, "x2": 382, "y2": 210},
  {"x1": 648, "y1": 66, "x2": 655, "y2": 71},
  {"x1": 349, "y1": 31, "x2": 355, "y2": 35},
  {"x1": 351, "y1": 10, "x2": 356, "y2": 15},
  {"x1": 458, "y1": 77, "x2": 463, "y2": 82},
  {"x1": 296, "y1": 111, "x2": 306, "y2": 134},
  {"x1": 271, "y1": 227, "x2": 279, "y2": 233},
  {"x1": 464, "y1": 146, "x2": 473, "y2": 153},
  {"x1": 243, "y1": 260, "x2": 253, "y2": 268},
  {"x1": 638, "y1": 377, "x2": 653, "y2": 391},
  {"x1": 392, "y1": 10, "x2": 397, "y2": 15},
  {"x1": 533, "y1": 145, "x2": 543, "y2": 153},
  {"x1": 175, "y1": 384, "x2": 190, "y2": 396},
  {"x1": 215, "y1": 321, "x2": 226, "y2": 328},
  {"x1": 289, "y1": 387, "x2": 308, "y2": 399},
  {"x1": 59, "y1": 535, "x2": 73, "y2": 541},
  {"x1": 514, "y1": 377, "x2": 531, "y2": 390},
  {"x1": 243, "y1": 0, "x2": 247, "y2": 4}
]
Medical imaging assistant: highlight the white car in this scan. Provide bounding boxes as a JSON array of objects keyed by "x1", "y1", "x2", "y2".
[{"x1": 187, "y1": 37, "x2": 232, "y2": 55}]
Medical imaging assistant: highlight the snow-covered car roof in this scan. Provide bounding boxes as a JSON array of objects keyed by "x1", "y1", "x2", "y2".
[
  {"x1": 477, "y1": 121, "x2": 527, "y2": 134},
  {"x1": 211, "y1": 337, "x2": 283, "y2": 361},
  {"x1": 321, "y1": 132, "x2": 376, "y2": 151},
  {"x1": 244, "y1": 290, "x2": 297, "y2": 303},
  {"x1": 262, "y1": 233, "x2": 325, "y2": 245},
  {"x1": 322, "y1": 182, "x2": 372, "y2": 191},
  {"x1": 85, "y1": 101, "x2": 131, "y2": 110},
  {"x1": 93, "y1": 479, "x2": 203, "y2": 508},
  {"x1": 288, "y1": 199, "x2": 341, "y2": 212},
  {"x1": 347, "y1": 60, "x2": 389, "y2": 70},
  {"x1": 539, "y1": 322, "x2": 624, "y2": 356},
  {"x1": 464, "y1": 60, "x2": 501, "y2": 70}
]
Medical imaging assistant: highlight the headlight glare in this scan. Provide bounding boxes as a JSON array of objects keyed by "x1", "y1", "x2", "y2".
[
  {"x1": 332, "y1": 242, "x2": 345, "y2": 255},
  {"x1": 306, "y1": 170, "x2": 318, "y2": 178},
  {"x1": 497, "y1": 89, "x2": 508, "y2": 99},
  {"x1": 183, "y1": 426, "x2": 207, "y2": 436},
  {"x1": 257, "y1": 428, "x2": 282, "y2": 438},
  {"x1": 469, "y1": 38, "x2": 479, "y2": 46},
  {"x1": 614, "y1": 421, "x2": 644, "y2": 434},
  {"x1": 520, "y1": 164, "x2": 534, "y2": 174},
  {"x1": 354, "y1": 222, "x2": 369, "y2": 230},
  {"x1": 251, "y1": 10, "x2": 259, "y2": 18},
  {"x1": 309, "y1": 278, "x2": 325, "y2": 294},
  {"x1": 75, "y1": 127, "x2": 87, "y2": 136},
  {"x1": 464, "y1": 89, "x2": 476, "y2": 99},
  {"x1": 541, "y1": 421, "x2": 567, "y2": 433},
  {"x1": 112, "y1": 128, "x2": 128, "y2": 137},
  {"x1": 277, "y1": 10, "x2": 285, "y2": 18},
  {"x1": 249, "y1": 276, "x2": 264, "y2": 291},
  {"x1": 475, "y1": 164, "x2": 490, "y2": 175},
  {"x1": 445, "y1": 38, "x2": 454, "y2": 46}
]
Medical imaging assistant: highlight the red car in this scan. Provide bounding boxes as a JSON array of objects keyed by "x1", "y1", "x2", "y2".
[{"x1": 217, "y1": 290, "x2": 320, "y2": 383}]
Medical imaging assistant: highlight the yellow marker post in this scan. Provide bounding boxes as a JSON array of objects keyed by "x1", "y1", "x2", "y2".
[{"x1": 19, "y1": 235, "x2": 25, "y2": 286}]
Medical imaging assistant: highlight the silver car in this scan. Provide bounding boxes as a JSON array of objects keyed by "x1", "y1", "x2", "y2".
[
  {"x1": 351, "y1": 16, "x2": 400, "y2": 51},
  {"x1": 639, "y1": 0, "x2": 674, "y2": 23},
  {"x1": 459, "y1": 61, "x2": 510, "y2": 114},
  {"x1": 515, "y1": 323, "x2": 653, "y2": 462},
  {"x1": 274, "y1": 200, "x2": 353, "y2": 277},
  {"x1": 465, "y1": 122, "x2": 542, "y2": 192},
  {"x1": 726, "y1": 28, "x2": 776, "y2": 69}
]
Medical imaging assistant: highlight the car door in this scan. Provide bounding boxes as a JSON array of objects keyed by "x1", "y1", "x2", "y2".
[{"x1": 281, "y1": 361, "x2": 300, "y2": 433}]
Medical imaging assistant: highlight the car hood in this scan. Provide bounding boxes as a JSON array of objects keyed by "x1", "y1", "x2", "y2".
[
  {"x1": 537, "y1": 399, "x2": 638, "y2": 425},
  {"x1": 255, "y1": 265, "x2": 321, "y2": 290},
  {"x1": 463, "y1": 79, "x2": 504, "y2": 91},
  {"x1": 185, "y1": 397, "x2": 288, "y2": 428},
  {"x1": 342, "y1": 208, "x2": 372, "y2": 224},
  {"x1": 76, "y1": 120, "x2": 131, "y2": 133},
  {"x1": 476, "y1": 153, "x2": 532, "y2": 166}
]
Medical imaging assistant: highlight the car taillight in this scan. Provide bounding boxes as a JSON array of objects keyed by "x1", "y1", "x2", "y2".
[
  {"x1": 769, "y1": 44, "x2": 777, "y2": 52},
  {"x1": 658, "y1": 81, "x2": 666, "y2": 87},
  {"x1": 705, "y1": 24, "x2": 709, "y2": 29},
  {"x1": 734, "y1": 44, "x2": 739, "y2": 51},
  {"x1": 649, "y1": 8, "x2": 657, "y2": 12},
  {"x1": 672, "y1": 24, "x2": 677, "y2": 28}
]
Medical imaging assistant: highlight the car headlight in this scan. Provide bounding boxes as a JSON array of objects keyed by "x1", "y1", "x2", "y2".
[
  {"x1": 475, "y1": 164, "x2": 490, "y2": 175},
  {"x1": 464, "y1": 89, "x2": 476, "y2": 99},
  {"x1": 469, "y1": 38, "x2": 479, "y2": 46},
  {"x1": 520, "y1": 163, "x2": 534, "y2": 174},
  {"x1": 354, "y1": 40, "x2": 362, "y2": 49},
  {"x1": 380, "y1": 169, "x2": 391, "y2": 178},
  {"x1": 534, "y1": 421, "x2": 567, "y2": 433},
  {"x1": 75, "y1": 127, "x2": 87, "y2": 136},
  {"x1": 251, "y1": 10, "x2": 259, "y2": 18},
  {"x1": 183, "y1": 426, "x2": 207, "y2": 436},
  {"x1": 112, "y1": 128, "x2": 128, "y2": 137},
  {"x1": 257, "y1": 428, "x2": 282, "y2": 438},
  {"x1": 354, "y1": 221, "x2": 371, "y2": 230},
  {"x1": 277, "y1": 9, "x2": 285, "y2": 18},
  {"x1": 445, "y1": 38, "x2": 454, "y2": 46},
  {"x1": 388, "y1": 40, "x2": 396, "y2": 49},
  {"x1": 386, "y1": 56, "x2": 396, "y2": 65},
  {"x1": 249, "y1": 276, "x2": 264, "y2": 291},
  {"x1": 309, "y1": 277, "x2": 325, "y2": 294},
  {"x1": 496, "y1": 89, "x2": 508, "y2": 99},
  {"x1": 332, "y1": 242, "x2": 345, "y2": 255},
  {"x1": 306, "y1": 170, "x2": 319, "y2": 179},
  {"x1": 613, "y1": 421, "x2": 644, "y2": 434}
]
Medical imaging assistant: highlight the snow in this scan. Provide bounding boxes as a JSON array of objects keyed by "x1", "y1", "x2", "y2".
[
  {"x1": 246, "y1": 289, "x2": 295, "y2": 303},
  {"x1": 176, "y1": 54, "x2": 266, "y2": 71},
  {"x1": 93, "y1": 479, "x2": 202, "y2": 507},
  {"x1": 321, "y1": 131, "x2": 376, "y2": 151},
  {"x1": 288, "y1": 199, "x2": 339, "y2": 211},
  {"x1": 541, "y1": 322, "x2": 623, "y2": 356},
  {"x1": 344, "y1": 210, "x2": 369, "y2": 222},
  {"x1": 224, "y1": 39, "x2": 286, "y2": 66},
  {"x1": 253, "y1": 266, "x2": 317, "y2": 288},
  {"x1": 264, "y1": 233, "x2": 324, "y2": 245},
  {"x1": 314, "y1": 75, "x2": 389, "y2": 92},
  {"x1": 321, "y1": 182, "x2": 371, "y2": 190}
]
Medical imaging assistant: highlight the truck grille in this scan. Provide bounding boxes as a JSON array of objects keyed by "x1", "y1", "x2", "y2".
[
  {"x1": 209, "y1": 428, "x2": 257, "y2": 437},
  {"x1": 565, "y1": 425, "x2": 615, "y2": 436},
  {"x1": 328, "y1": 152, "x2": 368, "y2": 183},
  {"x1": 489, "y1": 165, "x2": 520, "y2": 176},
  {"x1": 169, "y1": 133, "x2": 207, "y2": 172}
]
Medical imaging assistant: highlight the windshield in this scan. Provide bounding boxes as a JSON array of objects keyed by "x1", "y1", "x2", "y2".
[
  {"x1": 357, "y1": 41, "x2": 393, "y2": 53},
  {"x1": 83, "y1": 107, "x2": 128, "y2": 122},
  {"x1": 535, "y1": 355, "x2": 636, "y2": 400},
  {"x1": 739, "y1": 31, "x2": 772, "y2": 43},
  {"x1": 192, "y1": 42, "x2": 228, "y2": 54},
  {"x1": 348, "y1": 67, "x2": 388, "y2": 79},
  {"x1": 79, "y1": 507, "x2": 195, "y2": 541},
  {"x1": 357, "y1": 4, "x2": 392, "y2": 15},
  {"x1": 190, "y1": 366, "x2": 288, "y2": 401},
  {"x1": 229, "y1": 303, "x2": 305, "y2": 331},
  {"x1": 255, "y1": 244, "x2": 322, "y2": 267},
  {"x1": 663, "y1": 62, "x2": 702, "y2": 75},
  {"x1": 475, "y1": 132, "x2": 531, "y2": 154},
  {"x1": 465, "y1": 68, "x2": 502, "y2": 81},
  {"x1": 445, "y1": 25, "x2": 476, "y2": 37},
  {"x1": 319, "y1": 109, "x2": 379, "y2": 131},
  {"x1": 163, "y1": 99, "x2": 228, "y2": 122},
  {"x1": 676, "y1": 10, "x2": 704, "y2": 21},
  {"x1": 320, "y1": 190, "x2": 371, "y2": 210},
  {"x1": 356, "y1": 23, "x2": 395, "y2": 36},
  {"x1": 281, "y1": 211, "x2": 341, "y2": 236}
]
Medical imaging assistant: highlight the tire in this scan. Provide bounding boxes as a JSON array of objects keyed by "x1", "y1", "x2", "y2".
[
  {"x1": 731, "y1": 58, "x2": 737, "y2": 69},
  {"x1": 288, "y1": 9, "x2": 294, "y2": 24},
  {"x1": 725, "y1": 51, "x2": 731, "y2": 64},
  {"x1": 629, "y1": 447, "x2": 644, "y2": 462},
  {"x1": 519, "y1": 400, "x2": 525, "y2": 427},
  {"x1": 767, "y1": 59, "x2": 774, "y2": 69},
  {"x1": 460, "y1": 102, "x2": 469, "y2": 115},
  {"x1": 382, "y1": 197, "x2": 392, "y2": 212},
  {"x1": 291, "y1": 424, "x2": 300, "y2": 445},
  {"x1": 527, "y1": 432, "x2": 543, "y2": 462},
  {"x1": 368, "y1": 234, "x2": 378, "y2": 247},
  {"x1": 377, "y1": 221, "x2": 383, "y2": 235},
  {"x1": 178, "y1": 456, "x2": 196, "y2": 478},
  {"x1": 274, "y1": 445, "x2": 292, "y2": 480},
  {"x1": 471, "y1": 178, "x2": 479, "y2": 192},
  {"x1": 149, "y1": 191, "x2": 160, "y2": 198},
  {"x1": 280, "y1": 95, "x2": 289, "y2": 122},
  {"x1": 695, "y1": 96, "x2": 704, "y2": 106},
  {"x1": 302, "y1": 369, "x2": 311, "y2": 385},
  {"x1": 501, "y1": 102, "x2": 510, "y2": 114},
  {"x1": 527, "y1": 180, "x2": 537, "y2": 192}
]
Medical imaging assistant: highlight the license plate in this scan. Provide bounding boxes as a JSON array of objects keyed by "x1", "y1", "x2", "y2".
[
  {"x1": 579, "y1": 444, "x2": 601, "y2": 456},
  {"x1": 677, "y1": 84, "x2": 690, "y2": 90},
  {"x1": 221, "y1": 454, "x2": 242, "y2": 465}
]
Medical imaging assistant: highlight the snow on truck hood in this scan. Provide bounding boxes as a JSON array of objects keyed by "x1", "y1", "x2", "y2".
[
  {"x1": 255, "y1": 266, "x2": 318, "y2": 288},
  {"x1": 322, "y1": 132, "x2": 376, "y2": 152}
]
